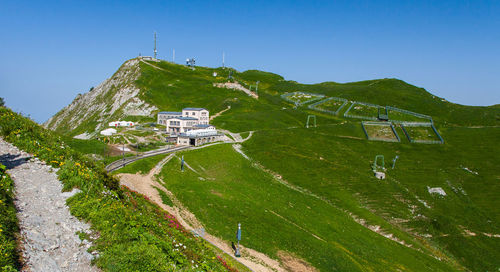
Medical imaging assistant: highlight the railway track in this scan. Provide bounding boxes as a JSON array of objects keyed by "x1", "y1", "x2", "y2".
[{"x1": 105, "y1": 145, "x2": 190, "y2": 172}]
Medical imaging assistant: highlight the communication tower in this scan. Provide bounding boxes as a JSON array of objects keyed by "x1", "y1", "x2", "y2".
[{"x1": 154, "y1": 32, "x2": 157, "y2": 59}]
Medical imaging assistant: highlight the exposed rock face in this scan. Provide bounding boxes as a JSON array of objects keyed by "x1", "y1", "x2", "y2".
[{"x1": 43, "y1": 58, "x2": 157, "y2": 135}]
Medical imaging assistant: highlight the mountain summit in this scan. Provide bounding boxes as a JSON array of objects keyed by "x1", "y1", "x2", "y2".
[{"x1": 44, "y1": 58, "x2": 157, "y2": 138}]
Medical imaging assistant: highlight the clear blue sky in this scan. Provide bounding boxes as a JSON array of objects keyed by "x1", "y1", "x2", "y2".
[{"x1": 1, "y1": 0, "x2": 499, "y2": 123}]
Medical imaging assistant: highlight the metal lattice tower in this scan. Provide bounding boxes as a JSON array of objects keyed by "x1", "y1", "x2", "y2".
[{"x1": 154, "y1": 32, "x2": 157, "y2": 59}]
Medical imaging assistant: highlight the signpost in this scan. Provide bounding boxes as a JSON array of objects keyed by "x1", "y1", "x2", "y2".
[
  {"x1": 235, "y1": 223, "x2": 241, "y2": 257},
  {"x1": 392, "y1": 155, "x2": 399, "y2": 169},
  {"x1": 181, "y1": 155, "x2": 184, "y2": 172}
]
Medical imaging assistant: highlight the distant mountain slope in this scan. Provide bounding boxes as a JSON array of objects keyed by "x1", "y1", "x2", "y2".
[{"x1": 45, "y1": 57, "x2": 499, "y2": 136}]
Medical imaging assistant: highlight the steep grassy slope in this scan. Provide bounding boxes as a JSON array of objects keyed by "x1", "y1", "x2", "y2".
[
  {"x1": 47, "y1": 58, "x2": 500, "y2": 271},
  {"x1": 46, "y1": 58, "x2": 499, "y2": 135},
  {"x1": 1, "y1": 107, "x2": 248, "y2": 271},
  {"x1": 0, "y1": 163, "x2": 21, "y2": 270},
  {"x1": 160, "y1": 144, "x2": 460, "y2": 271},
  {"x1": 241, "y1": 123, "x2": 499, "y2": 271},
  {"x1": 136, "y1": 61, "x2": 315, "y2": 132}
]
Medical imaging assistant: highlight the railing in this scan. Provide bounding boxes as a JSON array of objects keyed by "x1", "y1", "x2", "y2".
[{"x1": 105, "y1": 145, "x2": 190, "y2": 172}]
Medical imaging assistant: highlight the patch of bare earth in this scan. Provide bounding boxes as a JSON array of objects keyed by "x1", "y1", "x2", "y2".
[
  {"x1": 115, "y1": 154, "x2": 285, "y2": 272},
  {"x1": 210, "y1": 105, "x2": 231, "y2": 121},
  {"x1": 277, "y1": 251, "x2": 318, "y2": 272},
  {"x1": 213, "y1": 82, "x2": 258, "y2": 99}
]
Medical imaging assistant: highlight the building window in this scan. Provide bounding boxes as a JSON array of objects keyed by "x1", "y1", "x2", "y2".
[{"x1": 192, "y1": 112, "x2": 195, "y2": 115}]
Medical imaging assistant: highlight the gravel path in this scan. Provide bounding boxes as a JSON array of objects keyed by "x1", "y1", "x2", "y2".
[{"x1": 0, "y1": 138, "x2": 98, "y2": 272}]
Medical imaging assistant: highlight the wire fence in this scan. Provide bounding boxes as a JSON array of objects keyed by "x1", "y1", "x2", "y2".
[
  {"x1": 361, "y1": 121, "x2": 401, "y2": 142},
  {"x1": 386, "y1": 106, "x2": 433, "y2": 124},
  {"x1": 400, "y1": 122, "x2": 444, "y2": 144},
  {"x1": 344, "y1": 101, "x2": 380, "y2": 121},
  {"x1": 281, "y1": 92, "x2": 325, "y2": 106},
  {"x1": 307, "y1": 97, "x2": 349, "y2": 115},
  {"x1": 279, "y1": 94, "x2": 441, "y2": 145}
]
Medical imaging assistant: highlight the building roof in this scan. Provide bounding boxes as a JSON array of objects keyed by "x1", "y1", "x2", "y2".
[
  {"x1": 167, "y1": 116, "x2": 198, "y2": 121},
  {"x1": 183, "y1": 107, "x2": 207, "y2": 111},
  {"x1": 193, "y1": 124, "x2": 213, "y2": 128},
  {"x1": 178, "y1": 132, "x2": 221, "y2": 138},
  {"x1": 158, "y1": 111, "x2": 182, "y2": 115}
]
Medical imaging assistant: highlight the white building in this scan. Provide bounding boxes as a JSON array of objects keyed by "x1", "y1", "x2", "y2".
[
  {"x1": 177, "y1": 126, "x2": 222, "y2": 146},
  {"x1": 109, "y1": 121, "x2": 135, "y2": 127},
  {"x1": 165, "y1": 116, "x2": 199, "y2": 134},
  {"x1": 181, "y1": 108, "x2": 209, "y2": 125},
  {"x1": 157, "y1": 108, "x2": 210, "y2": 134},
  {"x1": 157, "y1": 112, "x2": 182, "y2": 125}
]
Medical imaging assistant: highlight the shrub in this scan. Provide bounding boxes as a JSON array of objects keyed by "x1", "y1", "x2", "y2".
[
  {"x1": 0, "y1": 164, "x2": 21, "y2": 270},
  {"x1": 0, "y1": 107, "x2": 239, "y2": 271}
]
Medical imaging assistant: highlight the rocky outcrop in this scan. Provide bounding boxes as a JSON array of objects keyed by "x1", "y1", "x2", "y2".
[{"x1": 43, "y1": 58, "x2": 157, "y2": 135}]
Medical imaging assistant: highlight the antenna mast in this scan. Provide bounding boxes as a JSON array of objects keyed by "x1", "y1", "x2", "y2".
[
  {"x1": 154, "y1": 31, "x2": 157, "y2": 59},
  {"x1": 173, "y1": 48, "x2": 175, "y2": 62},
  {"x1": 222, "y1": 51, "x2": 225, "y2": 68}
]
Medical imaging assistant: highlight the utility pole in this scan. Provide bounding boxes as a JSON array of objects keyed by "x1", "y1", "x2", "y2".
[
  {"x1": 154, "y1": 31, "x2": 157, "y2": 59},
  {"x1": 122, "y1": 141, "x2": 125, "y2": 166}
]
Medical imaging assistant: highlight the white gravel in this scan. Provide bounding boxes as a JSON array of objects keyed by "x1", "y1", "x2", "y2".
[{"x1": 0, "y1": 137, "x2": 98, "y2": 272}]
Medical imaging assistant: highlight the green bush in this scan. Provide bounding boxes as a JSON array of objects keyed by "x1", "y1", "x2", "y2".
[
  {"x1": 0, "y1": 107, "x2": 240, "y2": 271},
  {"x1": 0, "y1": 164, "x2": 20, "y2": 270}
]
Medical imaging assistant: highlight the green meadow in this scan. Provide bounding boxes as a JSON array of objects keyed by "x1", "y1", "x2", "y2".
[
  {"x1": 159, "y1": 144, "x2": 457, "y2": 271},
  {"x1": 46, "y1": 58, "x2": 500, "y2": 271}
]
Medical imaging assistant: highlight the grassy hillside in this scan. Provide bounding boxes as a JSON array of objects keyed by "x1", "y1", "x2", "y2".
[
  {"x1": 135, "y1": 60, "x2": 499, "y2": 271},
  {"x1": 0, "y1": 107, "x2": 248, "y2": 271},
  {"x1": 134, "y1": 59, "x2": 499, "y2": 133},
  {"x1": 47, "y1": 58, "x2": 499, "y2": 135},
  {"x1": 0, "y1": 163, "x2": 21, "y2": 270},
  {"x1": 46, "y1": 58, "x2": 500, "y2": 271},
  {"x1": 160, "y1": 144, "x2": 462, "y2": 271},
  {"x1": 242, "y1": 123, "x2": 499, "y2": 271}
]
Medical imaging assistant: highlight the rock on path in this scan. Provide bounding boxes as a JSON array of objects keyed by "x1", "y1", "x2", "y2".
[{"x1": 0, "y1": 138, "x2": 98, "y2": 272}]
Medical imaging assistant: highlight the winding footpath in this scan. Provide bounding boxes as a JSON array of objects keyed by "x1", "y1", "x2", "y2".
[{"x1": 0, "y1": 138, "x2": 98, "y2": 272}]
